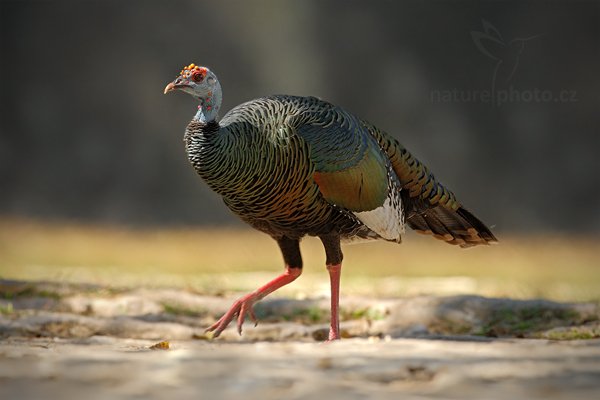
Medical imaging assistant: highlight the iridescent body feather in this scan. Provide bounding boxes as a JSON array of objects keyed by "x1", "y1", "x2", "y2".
[{"x1": 184, "y1": 95, "x2": 495, "y2": 247}]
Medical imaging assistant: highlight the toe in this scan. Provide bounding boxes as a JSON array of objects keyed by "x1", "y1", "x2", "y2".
[{"x1": 249, "y1": 306, "x2": 258, "y2": 327}]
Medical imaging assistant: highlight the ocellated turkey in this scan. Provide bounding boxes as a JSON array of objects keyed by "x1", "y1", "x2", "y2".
[{"x1": 164, "y1": 64, "x2": 497, "y2": 340}]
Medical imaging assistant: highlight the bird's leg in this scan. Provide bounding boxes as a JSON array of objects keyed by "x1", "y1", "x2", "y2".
[
  {"x1": 320, "y1": 234, "x2": 343, "y2": 341},
  {"x1": 205, "y1": 266, "x2": 301, "y2": 337},
  {"x1": 327, "y1": 263, "x2": 342, "y2": 341},
  {"x1": 205, "y1": 236, "x2": 302, "y2": 338}
]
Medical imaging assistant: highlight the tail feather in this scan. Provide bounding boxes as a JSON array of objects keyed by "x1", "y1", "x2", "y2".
[
  {"x1": 423, "y1": 212, "x2": 455, "y2": 241},
  {"x1": 456, "y1": 207, "x2": 497, "y2": 243},
  {"x1": 408, "y1": 205, "x2": 498, "y2": 248}
]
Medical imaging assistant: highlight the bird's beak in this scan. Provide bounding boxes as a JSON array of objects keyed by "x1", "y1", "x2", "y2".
[
  {"x1": 164, "y1": 79, "x2": 190, "y2": 94},
  {"x1": 163, "y1": 81, "x2": 177, "y2": 95}
]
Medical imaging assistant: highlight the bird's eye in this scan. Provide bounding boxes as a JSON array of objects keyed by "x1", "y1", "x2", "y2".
[{"x1": 192, "y1": 72, "x2": 204, "y2": 82}]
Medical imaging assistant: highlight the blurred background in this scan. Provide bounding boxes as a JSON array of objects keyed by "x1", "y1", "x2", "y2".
[{"x1": 1, "y1": 0, "x2": 599, "y2": 300}]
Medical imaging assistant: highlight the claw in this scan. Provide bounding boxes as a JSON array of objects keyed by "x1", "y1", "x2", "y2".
[{"x1": 249, "y1": 307, "x2": 258, "y2": 327}]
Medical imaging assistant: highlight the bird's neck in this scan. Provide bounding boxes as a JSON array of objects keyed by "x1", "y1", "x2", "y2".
[
  {"x1": 194, "y1": 84, "x2": 222, "y2": 123},
  {"x1": 184, "y1": 118, "x2": 234, "y2": 197}
]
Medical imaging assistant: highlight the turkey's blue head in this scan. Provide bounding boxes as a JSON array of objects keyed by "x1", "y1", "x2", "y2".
[{"x1": 164, "y1": 63, "x2": 222, "y2": 122}]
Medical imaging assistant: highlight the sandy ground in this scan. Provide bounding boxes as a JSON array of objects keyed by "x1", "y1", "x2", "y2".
[
  {"x1": 1, "y1": 279, "x2": 600, "y2": 399},
  {"x1": 2, "y1": 336, "x2": 600, "y2": 400}
]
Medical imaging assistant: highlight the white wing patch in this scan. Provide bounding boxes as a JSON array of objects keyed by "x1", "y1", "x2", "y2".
[{"x1": 353, "y1": 170, "x2": 404, "y2": 243}]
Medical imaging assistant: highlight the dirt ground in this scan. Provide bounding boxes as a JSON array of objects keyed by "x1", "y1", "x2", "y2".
[{"x1": 1, "y1": 279, "x2": 599, "y2": 399}]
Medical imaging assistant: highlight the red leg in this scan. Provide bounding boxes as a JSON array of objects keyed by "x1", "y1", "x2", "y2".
[
  {"x1": 206, "y1": 266, "x2": 301, "y2": 337},
  {"x1": 327, "y1": 263, "x2": 342, "y2": 341}
]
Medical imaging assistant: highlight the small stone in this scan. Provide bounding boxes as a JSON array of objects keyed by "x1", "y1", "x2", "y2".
[{"x1": 149, "y1": 341, "x2": 170, "y2": 350}]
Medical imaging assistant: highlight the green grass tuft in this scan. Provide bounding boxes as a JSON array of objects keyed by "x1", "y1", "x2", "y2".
[{"x1": 161, "y1": 302, "x2": 207, "y2": 317}]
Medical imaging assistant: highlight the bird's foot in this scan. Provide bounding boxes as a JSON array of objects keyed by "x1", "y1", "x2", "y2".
[
  {"x1": 327, "y1": 326, "x2": 341, "y2": 342},
  {"x1": 205, "y1": 292, "x2": 259, "y2": 338},
  {"x1": 205, "y1": 266, "x2": 301, "y2": 338}
]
